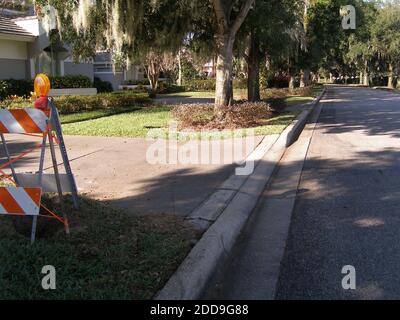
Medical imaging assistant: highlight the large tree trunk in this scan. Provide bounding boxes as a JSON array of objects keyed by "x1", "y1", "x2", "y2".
[
  {"x1": 363, "y1": 60, "x2": 369, "y2": 86},
  {"x1": 247, "y1": 31, "x2": 260, "y2": 102},
  {"x1": 289, "y1": 75, "x2": 296, "y2": 91},
  {"x1": 359, "y1": 71, "x2": 363, "y2": 85},
  {"x1": 144, "y1": 61, "x2": 160, "y2": 98},
  {"x1": 177, "y1": 51, "x2": 182, "y2": 86},
  {"x1": 388, "y1": 62, "x2": 394, "y2": 88},
  {"x1": 300, "y1": 69, "x2": 310, "y2": 87},
  {"x1": 212, "y1": 0, "x2": 255, "y2": 110},
  {"x1": 215, "y1": 34, "x2": 235, "y2": 109}
]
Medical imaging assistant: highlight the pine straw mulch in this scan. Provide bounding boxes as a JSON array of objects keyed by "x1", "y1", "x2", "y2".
[{"x1": 172, "y1": 99, "x2": 287, "y2": 131}]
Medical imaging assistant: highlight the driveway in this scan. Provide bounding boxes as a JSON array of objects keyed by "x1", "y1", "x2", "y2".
[{"x1": 0, "y1": 134, "x2": 265, "y2": 217}]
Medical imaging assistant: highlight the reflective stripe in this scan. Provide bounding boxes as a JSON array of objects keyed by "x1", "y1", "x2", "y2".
[
  {"x1": 0, "y1": 110, "x2": 24, "y2": 133},
  {"x1": 25, "y1": 108, "x2": 48, "y2": 132},
  {"x1": 0, "y1": 187, "x2": 41, "y2": 216},
  {"x1": 6, "y1": 187, "x2": 40, "y2": 215},
  {"x1": 0, "y1": 203, "x2": 7, "y2": 215},
  {"x1": 0, "y1": 109, "x2": 49, "y2": 134}
]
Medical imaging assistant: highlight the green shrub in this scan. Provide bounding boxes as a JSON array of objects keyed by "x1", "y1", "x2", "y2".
[
  {"x1": 185, "y1": 79, "x2": 216, "y2": 91},
  {"x1": 2, "y1": 92, "x2": 150, "y2": 114},
  {"x1": 123, "y1": 79, "x2": 150, "y2": 86},
  {"x1": 51, "y1": 75, "x2": 92, "y2": 89},
  {"x1": 157, "y1": 83, "x2": 186, "y2": 94},
  {"x1": 93, "y1": 77, "x2": 113, "y2": 93},
  {"x1": 184, "y1": 78, "x2": 247, "y2": 92},
  {"x1": 0, "y1": 79, "x2": 33, "y2": 100},
  {"x1": 233, "y1": 78, "x2": 248, "y2": 89},
  {"x1": 0, "y1": 75, "x2": 95, "y2": 101}
]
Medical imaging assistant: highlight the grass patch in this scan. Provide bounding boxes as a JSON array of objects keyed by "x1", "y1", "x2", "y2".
[
  {"x1": 62, "y1": 106, "x2": 171, "y2": 137},
  {"x1": 61, "y1": 105, "x2": 297, "y2": 139},
  {"x1": 0, "y1": 195, "x2": 195, "y2": 299},
  {"x1": 253, "y1": 111, "x2": 299, "y2": 135},
  {"x1": 61, "y1": 85, "x2": 323, "y2": 138},
  {"x1": 285, "y1": 96, "x2": 314, "y2": 106},
  {"x1": 160, "y1": 85, "x2": 323, "y2": 107},
  {"x1": 60, "y1": 106, "x2": 142, "y2": 125}
]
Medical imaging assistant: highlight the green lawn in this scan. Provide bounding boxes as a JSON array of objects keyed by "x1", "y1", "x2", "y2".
[
  {"x1": 0, "y1": 195, "x2": 194, "y2": 299},
  {"x1": 61, "y1": 106, "x2": 171, "y2": 138},
  {"x1": 285, "y1": 96, "x2": 314, "y2": 106},
  {"x1": 159, "y1": 86, "x2": 323, "y2": 106},
  {"x1": 61, "y1": 85, "x2": 322, "y2": 138},
  {"x1": 61, "y1": 106, "x2": 298, "y2": 139},
  {"x1": 60, "y1": 105, "x2": 142, "y2": 124}
]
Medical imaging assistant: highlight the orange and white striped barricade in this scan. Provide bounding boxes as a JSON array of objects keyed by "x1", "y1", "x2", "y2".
[
  {"x1": 0, "y1": 187, "x2": 41, "y2": 216},
  {"x1": 0, "y1": 106, "x2": 72, "y2": 243}
]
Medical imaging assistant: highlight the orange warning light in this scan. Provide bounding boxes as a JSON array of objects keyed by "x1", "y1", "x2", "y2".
[{"x1": 34, "y1": 73, "x2": 51, "y2": 97}]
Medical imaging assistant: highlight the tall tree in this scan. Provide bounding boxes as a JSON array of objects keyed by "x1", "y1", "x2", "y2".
[
  {"x1": 36, "y1": 0, "x2": 193, "y2": 94},
  {"x1": 371, "y1": 3, "x2": 400, "y2": 88},
  {"x1": 211, "y1": 0, "x2": 255, "y2": 109},
  {"x1": 239, "y1": 0, "x2": 300, "y2": 101},
  {"x1": 345, "y1": 1, "x2": 377, "y2": 85}
]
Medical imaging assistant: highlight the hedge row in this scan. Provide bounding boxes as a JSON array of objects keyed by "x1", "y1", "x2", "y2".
[
  {"x1": 94, "y1": 77, "x2": 113, "y2": 93},
  {"x1": 0, "y1": 79, "x2": 33, "y2": 100},
  {"x1": 2, "y1": 92, "x2": 150, "y2": 114},
  {"x1": 157, "y1": 83, "x2": 186, "y2": 94},
  {"x1": 184, "y1": 79, "x2": 215, "y2": 91},
  {"x1": 183, "y1": 79, "x2": 247, "y2": 91},
  {"x1": 51, "y1": 75, "x2": 92, "y2": 89},
  {"x1": 0, "y1": 75, "x2": 95, "y2": 100},
  {"x1": 123, "y1": 79, "x2": 151, "y2": 86}
]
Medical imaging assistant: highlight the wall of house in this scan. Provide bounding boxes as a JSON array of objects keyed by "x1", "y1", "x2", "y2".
[
  {"x1": 125, "y1": 65, "x2": 146, "y2": 81},
  {"x1": 0, "y1": 58, "x2": 28, "y2": 80},
  {"x1": 64, "y1": 62, "x2": 94, "y2": 82},
  {"x1": 0, "y1": 39, "x2": 28, "y2": 79},
  {"x1": 0, "y1": 38, "x2": 28, "y2": 60}
]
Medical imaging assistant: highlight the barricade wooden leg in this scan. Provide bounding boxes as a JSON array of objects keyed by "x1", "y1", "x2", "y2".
[
  {"x1": 1, "y1": 133, "x2": 19, "y2": 185},
  {"x1": 48, "y1": 131, "x2": 69, "y2": 235},
  {"x1": 30, "y1": 216, "x2": 38, "y2": 244}
]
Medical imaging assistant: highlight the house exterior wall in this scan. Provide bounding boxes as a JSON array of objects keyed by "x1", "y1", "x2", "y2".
[
  {"x1": 0, "y1": 38, "x2": 28, "y2": 60},
  {"x1": 125, "y1": 65, "x2": 146, "y2": 81},
  {"x1": 0, "y1": 58, "x2": 27, "y2": 79},
  {"x1": 0, "y1": 39, "x2": 28, "y2": 79},
  {"x1": 64, "y1": 62, "x2": 94, "y2": 81}
]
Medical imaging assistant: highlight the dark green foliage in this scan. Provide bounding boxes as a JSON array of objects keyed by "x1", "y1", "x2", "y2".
[
  {"x1": 3, "y1": 92, "x2": 150, "y2": 114},
  {"x1": 123, "y1": 80, "x2": 151, "y2": 86},
  {"x1": 0, "y1": 79, "x2": 33, "y2": 100},
  {"x1": 185, "y1": 79, "x2": 216, "y2": 91},
  {"x1": 157, "y1": 83, "x2": 186, "y2": 94},
  {"x1": 50, "y1": 75, "x2": 93, "y2": 89},
  {"x1": 0, "y1": 75, "x2": 96, "y2": 101},
  {"x1": 93, "y1": 77, "x2": 113, "y2": 93}
]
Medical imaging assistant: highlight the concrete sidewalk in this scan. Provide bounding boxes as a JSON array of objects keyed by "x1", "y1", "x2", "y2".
[{"x1": 0, "y1": 134, "x2": 264, "y2": 217}]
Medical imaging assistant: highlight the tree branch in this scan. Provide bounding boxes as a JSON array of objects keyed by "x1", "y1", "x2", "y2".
[
  {"x1": 230, "y1": 0, "x2": 255, "y2": 37},
  {"x1": 213, "y1": 0, "x2": 229, "y2": 33}
]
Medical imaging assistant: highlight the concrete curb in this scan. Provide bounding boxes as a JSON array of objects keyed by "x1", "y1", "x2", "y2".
[{"x1": 155, "y1": 88, "x2": 326, "y2": 300}]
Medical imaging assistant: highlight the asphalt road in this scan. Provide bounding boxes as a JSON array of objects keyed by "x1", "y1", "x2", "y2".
[
  {"x1": 206, "y1": 86, "x2": 400, "y2": 300},
  {"x1": 277, "y1": 86, "x2": 400, "y2": 299}
]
